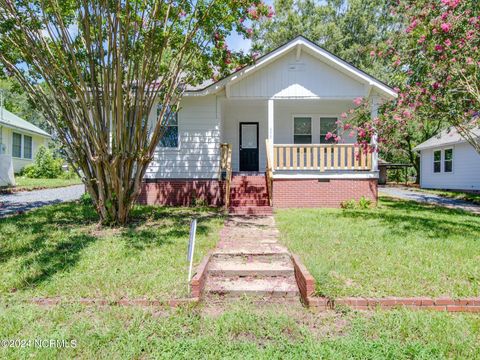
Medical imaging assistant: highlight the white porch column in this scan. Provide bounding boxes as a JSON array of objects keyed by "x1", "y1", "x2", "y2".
[
  {"x1": 267, "y1": 98, "x2": 274, "y2": 161},
  {"x1": 370, "y1": 96, "x2": 379, "y2": 172}
]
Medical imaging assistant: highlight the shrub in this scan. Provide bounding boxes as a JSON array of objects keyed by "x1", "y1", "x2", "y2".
[
  {"x1": 79, "y1": 192, "x2": 93, "y2": 206},
  {"x1": 340, "y1": 196, "x2": 373, "y2": 210},
  {"x1": 22, "y1": 146, "x2": 63, "y2": 179}
]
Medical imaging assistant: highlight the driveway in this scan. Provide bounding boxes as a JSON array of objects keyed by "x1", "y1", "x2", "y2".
[
  {"x1": 379, "y1": 186, "x2": 480, "y2": 214},
  {"x1": 0, "y1": 185, "x2": 85, "y2": 218}
]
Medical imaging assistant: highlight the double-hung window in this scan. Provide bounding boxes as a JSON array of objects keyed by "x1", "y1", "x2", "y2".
[
  {"x1": 157, "y1": 104, "x2": 178, "y2": 148},
  {"x1": 320, "y1": 117, "x2": 338, "y2": 143},
  {"x1": 444, "y1": 148, "x2": 453, "y2": 172},
  {"x1": 23, "y1": 135, "x2": 32, "y2": 159},
  {"x1": 293, "y1": 117, "x2": 312, "y2": 144},
  {"x1": 12, "y1": 132, "x2": 22, "y2": 158},
  {"x1": 433, "y1": 150, "x2": 441, "y2": 173}
]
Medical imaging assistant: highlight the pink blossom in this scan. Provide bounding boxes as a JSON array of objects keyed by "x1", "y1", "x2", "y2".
[
  {"x1": 370, "y1": 50, "x2": 375, "y2": 57},
  {"x1": 246, "y1": 28, "x2": 253, "y2": 37},
  {"x1": 444, "y1": 39, "x2": 452, "y2": 47},
  {"x1": 349, "y1": 131, "x2": 355, "y2": 138},
  {"x1": 466, "y1": 57, "x2": 474, "y2": 65},
  {"x1": 431, "y1": 95, "x2": 437, "y2": 101},
  {"x1": 434, "y1": 44, "x2": 443, "y2": 52},
  {"x1": 440, "y1": 23, "x2": 452, "y2": 32},
  {"x1": 325, "y1": 132, "x2": 333, "y2": 140},
  {"x1": 341, "y1": 112, "x2": 347, "y2": 118},
  {"x1": 418, "y1": 35, "x2": 426, "y2": 44},
  {"x1": 353, "y1": 97, "x2": 363, "y2": 106}
]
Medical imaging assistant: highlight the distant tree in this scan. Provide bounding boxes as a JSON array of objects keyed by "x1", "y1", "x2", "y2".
[{"x1": 0, "y1": 0, "x2": 269, "y2": 225}]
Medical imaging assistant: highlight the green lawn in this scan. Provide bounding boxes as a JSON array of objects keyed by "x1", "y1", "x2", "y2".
[
  {"x1": 413, "y1": 188, "x2": 480, "y2": 205},
  {"x1": 0, "y1": 302, "x2": 479, "y2": 359},
  {"x1": 276, "y1": 197, "x2": 480, "y2": 298},
  {"x1": 2, "y1": 176, "x2": 83, "y2": 192},
  {"x1": 0, "y1": 202, "x2": 224, "y2": 301}
]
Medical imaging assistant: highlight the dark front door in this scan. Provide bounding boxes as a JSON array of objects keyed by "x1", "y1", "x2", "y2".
[{"x1": 239, "y1": 122, "x2": 259, "y2": 171}]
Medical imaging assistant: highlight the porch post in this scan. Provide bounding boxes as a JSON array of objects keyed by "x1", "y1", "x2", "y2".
[
  {"x1": 370, "y1": 96, "x2": 379, "y2": 172},
  {"x1": 267, "y1": 98, "x2": 274, "y2": 160}
]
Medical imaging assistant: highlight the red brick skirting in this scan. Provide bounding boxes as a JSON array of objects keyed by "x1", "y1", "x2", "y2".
[
  {"x1": 273, "y1": 178, "x2": 378, "y2": 208},
  {"x1": 190, "y1": 252, "x2": 212, "y2": 298},
  {"x1": 292, "y1": 255, "x2": 480, "y2": 313},
  {"x1": 138, "y1": 179, "x2": 225, "y2": 206}
]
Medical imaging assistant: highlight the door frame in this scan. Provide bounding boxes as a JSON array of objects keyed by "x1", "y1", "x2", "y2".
[{"x1": 239, "y1": 122, "x2": 259, "y2": 172}]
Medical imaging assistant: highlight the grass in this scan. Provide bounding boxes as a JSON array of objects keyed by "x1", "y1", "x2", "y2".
[
  {"x1": 2, "y1": 176, "x2": 83, "y2": 192},
  {"x1": 0, "y1": 201, "x2": 225, "y2": 301},
  {"x1": 275, "y1": 197, "x2": 480, "y2": 298},
  {"x1": 412, "y1": 188, "x2": 480, "y2": 205},
  {"x1": 0, "y1": 302, "x2": 479, "y2": 359}
]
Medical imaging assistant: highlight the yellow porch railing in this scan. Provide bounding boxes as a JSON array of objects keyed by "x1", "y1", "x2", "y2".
[
  {"x1": 219, "y1": 143, "x2": 233, "y2": 207},
  {"x1": 273, "y1": 144, "x2": 372, "y2": 171}
]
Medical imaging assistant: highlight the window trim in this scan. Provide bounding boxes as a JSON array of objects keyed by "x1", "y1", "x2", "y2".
[
  {"x1": 156, "y1": 104, "x2": 180, "y2": 150},
  {"x1": 23, "y1": 135, "x2": 33, "y2": 160},
  {"x1": 443, "y1": 147, "x2": 453, "y2": 173},
  {"x1": 12, "y1": 132, "x2": 23, "y2": 159},
  {"x1": 433, "y1": 149, "x2": 442, "y2": 173},
  {"x1": 292, "y1": 114, "x2": 341, "y2": 144},
  {"x1": 292, "y1": 116, "x2": 312, "y2": 144},
  {"x1": 319, "y1": 116, "x2": 339, "y2": 144}
]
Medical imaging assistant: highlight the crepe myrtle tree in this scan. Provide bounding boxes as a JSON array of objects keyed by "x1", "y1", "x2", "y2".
[
  {"x1": 0, "y1": 0, "x2": 271, "y2": 225},
  {"x1": 335, "y1": 0, "x2": 480, "y2": 182}
]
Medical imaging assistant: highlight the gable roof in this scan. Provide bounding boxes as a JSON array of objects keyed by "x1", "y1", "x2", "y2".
[
  {"x1": 185, "y1": 36, "x2": 397, "y2": 99},
  {"x1": 414, "y1": 126, "x2": 480, "y2": 151},
  {"x1": 0, "y1": 108, "x2": 51, "y2": 138}
]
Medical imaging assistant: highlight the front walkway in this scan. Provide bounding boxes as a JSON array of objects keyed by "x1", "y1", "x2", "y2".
[
  {"x1": 379, "y1": 186, "x2": 480, "y2": 214},
  {"x1": 0, "y1": 185, "x2": 85, "y2": 218},
  {"x1": 203, "y1": 216, "x2": 299, "y2": 299}
]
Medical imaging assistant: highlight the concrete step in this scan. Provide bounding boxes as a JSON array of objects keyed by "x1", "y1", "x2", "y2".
[
  {"x1": 213, "y1": 245, "x2": 290, "y2": 258},
  {"x1": 205, "y1": 276, "x2": 299, "y2": 298},
  {"x1": 228, "y1": 206, "x2": 273, "y2": 216},
  {"x1": 208, "y1": 257, "x2": 294, "y2": 277}
]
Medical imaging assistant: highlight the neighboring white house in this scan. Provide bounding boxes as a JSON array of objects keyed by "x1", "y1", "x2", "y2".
[
  {"x1": 139, "y1": 36, "x2": 398, "y2": 211},
  {"x1": 414, "y1": 127, "x2": 480, "y2": 191},
  {"x1": 0, "y1": 107, "x2": 51, "y2": 185}
]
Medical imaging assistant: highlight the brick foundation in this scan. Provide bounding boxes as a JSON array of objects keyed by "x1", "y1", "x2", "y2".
[
  {"x1": 138, "y1": 179, "x2": 225, "y2": 206},
  {"x1": 272, "y1": 178, "x2": 378, "y2": 208}
]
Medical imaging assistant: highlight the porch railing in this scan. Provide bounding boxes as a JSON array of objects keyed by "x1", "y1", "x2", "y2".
[
  {"x1": 219, "y1": 143, "x2": 233, "y2": 207},
  {"x1": 265, "y1": 139, "x2": 273, "y2": 206},
  {"x1": 273, "y1": 144, "x2": 372, "y2": 171}
]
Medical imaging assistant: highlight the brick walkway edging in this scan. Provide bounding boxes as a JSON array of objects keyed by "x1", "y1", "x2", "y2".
[{"x1": 291, "y1": 255, "x2": 480, "y2": 313}]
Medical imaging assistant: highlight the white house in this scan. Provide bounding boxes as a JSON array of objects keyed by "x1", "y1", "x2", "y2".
[
  {"x1": 415, "y1": 126, "x2": 480, "y2": 191},
  {"x1": 138, "y1": 36, "x2": 397, "y2": 214},
  {"x1": 0, "y1": 107, "x2": 51, "y2": 186}
]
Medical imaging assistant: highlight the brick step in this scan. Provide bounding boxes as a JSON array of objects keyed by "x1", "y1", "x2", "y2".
[
  {"x1": 208, "y1": 257, "x2": 294, "y2": 277},
  {"x1": 230, "y1": 192, "x2": 269, "y2": 200},
  {"x1": 228, "y1": 206, "x2": 273, "y2": 216},
  {"x1": 212, "y1": 252, "x2": 291, "y2": 262},
  {"x1": 230, "y1": 185, "x2": 268, "y2": 191},
  {"x1": 205, "y1": 276, "x2": 299, "y2": 298},
  {"x1": 230, "y1": 199, "x2": 270, "y2": 207}
]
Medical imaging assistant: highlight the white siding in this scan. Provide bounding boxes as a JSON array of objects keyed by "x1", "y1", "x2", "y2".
[
  {"x1": 145, "y1": 95, "x2": 221, "y2": 179},
  {"x1": 229, "y1": 51, "x2": 365, "y2": 99},
  {"x1": 1, "y1": 126, "x2": 48, "y2": 173},
  {"x1": 420, "y1": 143, "x2": 480, "y2": 190}
]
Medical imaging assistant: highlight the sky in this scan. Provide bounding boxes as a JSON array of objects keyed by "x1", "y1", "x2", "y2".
[{"x1": 226, "y1": 0, "x2": 274, "y2": 53}]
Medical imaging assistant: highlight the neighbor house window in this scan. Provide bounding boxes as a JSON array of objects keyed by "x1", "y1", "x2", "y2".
[
  {"x1": 23, "y1": 135, "x2": 32, "y2": 159},
  {"x1": 157, "y1": 104, "x2": 178, "y2": 148},
  {"x1": 12, "y1": 132, "x2": 22, "y2": 158},
  {"x1": 320, "y1": 117, "x2": 338, "y2": 143},
  {"x1": 293, "y1": 117, "x2": 312, "y2": 144},
  {"x1": 444, "y1": 148, "x2": 453, "y2": 173},
  {"x1": 433, "y1": 150, "x2": 441, "y2": 173}
]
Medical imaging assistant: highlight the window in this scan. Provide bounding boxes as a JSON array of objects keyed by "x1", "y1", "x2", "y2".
[
  {"x1": 12, "y1": 132, "x2": 22, "y2": 158},
  {"x1": 444, "y1": 148, "x2": 453, "y2": 172},
  {"x1": 157, "y1": 104, "x2": 178, "y2": 148},
  {"x1": 23, "y1": 135, "x2": 32, "y2": 159},
  {"x1": 433, "y1": 150, "x2": 441, "y2": 173},
  {"x1": 320, "y1": 117, "x2": 338, "y2": 143},
  {"x1": 293, "y1": 117, "x2": 311, "y2": 144}
]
